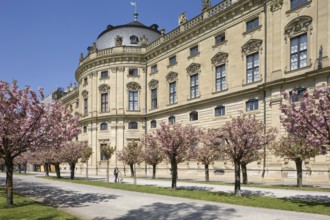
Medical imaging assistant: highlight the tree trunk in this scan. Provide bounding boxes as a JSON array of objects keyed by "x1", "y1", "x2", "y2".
[
  {"x1": 86, "y1": 162, "x2": 89, "y2": 180},
  {"x1": 129, "y1": 163, "x2": 134, "y2": 177},
  {"x1": 170, "y1": 156, "x2": 178, "y2": 189},
  {"x1": 205, "y1": 164, "x2": 209, "y2": 182},
  {"x1": 5, "y1": 159, "x2": 14, "y2": 206},
  {"x1": 54, "y1": 163, "x2": 61, "y2": 178},
  {"x1": 234, "y1": 159, "x2": 241, "y2": 196},
  {"x1": 18, "y1": 164, "x2": 22, "y2": 174},
  {"x1": 70, "y1": 163, "x2": 76, "y2": 180},
  {"x1": 106, "y1": 160, "x2": 109, "y2": 183},
  {"x1": 241, "y1": 162, "x2": 248, "y2": 185},
  {"x1": 295, "y1": 159, "x2": 303, "y2": 188},
  {"x1": 152, "y1": 164, "x2": 156, "y2": 179},
  {"x1": 24, "y1": 163, "x2": 27, "y2": 174},
  {"x1": 44, "y1": 163, "x2": 49, "y2": 176}
]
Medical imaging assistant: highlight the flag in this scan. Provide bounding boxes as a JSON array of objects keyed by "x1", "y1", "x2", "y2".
[{"x1": 131, "y1": 2, "x2": 136, "y2": 6}]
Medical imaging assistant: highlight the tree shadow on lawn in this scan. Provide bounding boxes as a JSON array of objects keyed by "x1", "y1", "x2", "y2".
[
  {"x1": 10, "y1": 178, "x2": 119, "y2": 208},
  {"x1": 284, "y1": 194, "x2": 330, "y2": 203},
  {"x1": 112, "y1": 202, "x2": 238, "y2": 220}
]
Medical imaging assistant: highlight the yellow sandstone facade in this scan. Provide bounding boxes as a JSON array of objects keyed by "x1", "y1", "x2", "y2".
[{"x1": 61, "y1": 0, "x2": 330, "y2": 183}]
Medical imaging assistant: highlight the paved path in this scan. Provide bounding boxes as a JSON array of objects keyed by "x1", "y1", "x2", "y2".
[{"x1": 0, "y1": 173, "x2": 329, "y2": 220}]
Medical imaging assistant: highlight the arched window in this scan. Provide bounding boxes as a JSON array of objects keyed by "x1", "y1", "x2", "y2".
[
  {"x1": 100, "y1": 123, "x2": 108, "y2": 131},
  {"x1": 189, "y1": 111, "x2": 198, "y2": 121},
  {"x1": 150, "y1": 120, "x2": 157, "y2": 128},
  {"x1": 168, "y1": 116, "x2": 176, "y2": 125},
  {"x1": 130, "y1": 35, "x2": 139, "y2": 44},
  {"x1": 128, "y1": 121, "x2": 138, "y2": 129}
]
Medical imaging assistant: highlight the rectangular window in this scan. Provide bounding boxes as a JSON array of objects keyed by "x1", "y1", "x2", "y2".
[
  {"x1": 169, "y1": 82, "x2": 176, "y2": 104},
  {"x1": 84, "y1": 98, "x2": 88, "y2": 116},
  {"x1": 215, "y1": 33, "x2": 225, "y2": 45},
  {"x1": 151, "y1": 88, "x2": 157, "y2": 109},
  {"x1": 129, "y1": 91, "x2": 138, "y2": 111},
  {"x1": 83, "y1": 77, "x2": 88, "y2": 85},
  {"x1": 101, "y1": 93, "x2": 108, "y2": 112},
  {"x1": 100, "y1": 144, "x2": 107, "y2": 160},
  {"x1": 169, "y1": 56, "x2": 177, "y2": 66},
  {"x1": 246, "y1": 18, "x2": 259, "y2": 31},
  {"x1": 151, "y1": 65, "x2": 158, "y2": 73},
  {"x1": 290, "y1": 34, "x2": 307, "y2": 71},
  {"x1": 246, "y1": 53, "x2": 259, "y2": 83},
  {"x1": 216, "y1": 65, "x2": 226, "y2": 91},
  {"x1": 129, "y1": 68, "x2": 139, "y2": 76},
  {"x1": 215, "y1": 106, "x2": 225, "y2": 117},
  {"x1": 190, "y1": 74, "x2": 199, "y2": 98},
  {"x1": 101, "y1": 71, "x2": 108, "y2": 78},
  {"x1": 190, "y1": 46, "x2": 199, "y2": 56},
  {"x1": 246, "y1": 100, "x2": 259, "y2": 112},
  {"x1": 291, "y1": 0, "x2": 308, "y2": 9}
]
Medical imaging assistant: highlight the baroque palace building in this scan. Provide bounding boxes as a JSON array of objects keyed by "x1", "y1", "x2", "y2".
[{"x1": 61, "y1": 0, "x2": 330, "y2": 183}]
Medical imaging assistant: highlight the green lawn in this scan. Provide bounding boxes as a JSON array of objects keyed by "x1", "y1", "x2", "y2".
[
  {"x1": 42, "y1": 176, "x2": 330, "y2": 216},
  {"x1": 0, "y1": 189, "x2": 79, "y2": 220}
]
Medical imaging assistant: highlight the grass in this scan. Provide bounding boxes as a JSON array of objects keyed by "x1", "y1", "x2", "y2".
[
  {"x1": 0, "y1": 189, "x2": 79, "y2": 220},
  {"x1": 42, "y1": 176, "x2": 330, "y2": 216}
]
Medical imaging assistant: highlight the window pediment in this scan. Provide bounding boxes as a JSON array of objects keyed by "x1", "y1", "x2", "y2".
[
  {"x1": 284, "y1": 16, "x2": 312, "y2": 38},
  {"x1": 242, "y1": 39, "x2": 263, "y2": 56},
  {"x1": 148, "y1": 79, "x2": 159, "y2": 89},
  {"x1": 81, "y1": 90, "x2": 88, "y2": 98},
  {"x1": 166, "y1": 71, "x2": 178, "y2": 82},
  {"x1": 211, "y1": 52, "x2": 228, "y2": 66},
  {"x1": 186, "y1": 63, "x2": 201, "y2": 76},
  {"x1": 126, "y1": 82, "x2": 141, "y2": 91},
  {"x1": 98, "y1": 84, "x2": 110, "y2": 93}
]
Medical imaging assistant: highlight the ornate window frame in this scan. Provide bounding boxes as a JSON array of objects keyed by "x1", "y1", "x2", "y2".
[
  {"x1": 148, "y1": 79, "x2": 159, "y2": 110},
  {"x1": 126, "y1": 82, "x2": 141, "y2": 112},
  {"x1": 241, "y1": 39, "x2": 263, "y2": 84},
  {"x1": 186, "y1": 63, "x2": 201, "y2": 100},
  {"x1": 166, "y1": 72, "x2": 178, "y2": 105},
  {"x1": 212, "y1": 52, "x2": 228, "y2": 93}
]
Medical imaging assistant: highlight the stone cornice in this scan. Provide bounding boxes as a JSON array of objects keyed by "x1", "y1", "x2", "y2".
[{"x1": 60, "y1": 89, "x2": 79, "y2": 103}]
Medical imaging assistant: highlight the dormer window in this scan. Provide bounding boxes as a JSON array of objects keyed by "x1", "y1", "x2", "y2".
[{"x1": 130, "y1": 35, "x2": 139, "y2": 44}]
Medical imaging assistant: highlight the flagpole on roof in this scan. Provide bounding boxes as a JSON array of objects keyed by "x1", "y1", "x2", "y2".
[{"x1": 131, "y1": 2, "x2": 139, "y2": 21}]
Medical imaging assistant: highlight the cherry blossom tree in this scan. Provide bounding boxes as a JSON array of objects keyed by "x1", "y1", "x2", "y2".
[
  {"x1": 100, "y1": 144, "x2": 116, "y2": 183},
  {"x1": 143, "y1": 134, "x2": 164, "y2": 179},
  {"x1": 241, "y1": 151, "x2": 261, "y2": 185},
  {"x1": 151, "y1": 122, "x2": 201, "y2": 189},
  {"x1": 271, "y1": 135, "x2": 321, "y2": 187},
  {"x1": 281, "y1": 85, "x2": 330, "y2": 152},
  {"x1": 221, "y1": 114, "x2": 277, "y2": 196},
  {"x1": 61, "y1": 141, "x2": 89, "y2": 179},
  {"x1": 197, "y1": 129, "x2": 222, "y2": 182},
  {"x1": 0, "y1": 80, "x2": 79, "y2": 205},
  {"x1": 81, "y1": 146, "x2": 93, "y2": 180},
  {"x1": 117, "y1": 142, "x2": 143, "y2": 179}
]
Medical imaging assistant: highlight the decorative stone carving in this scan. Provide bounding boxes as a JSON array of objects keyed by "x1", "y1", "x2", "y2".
[
  {"x1": 81, "y1": 90, "x2": 88, "y2": 99},
  {"x1": 270, "y1": 0, "x2": 283, "y2": 12},
  {"x1": 140, "y1": 35, "x2": 148, "y2": 46},
  {"x1": 79, "y1": 53, "x2": 84, "y2": 62},
  {"x1": 166, "y1": 72, "x2": 178, "y2": 82},
  {"x1": 284, "y1": 16, "x2": 313, "y2": 38},
  {"x1": 148, "y1": 79, "x2": 159, "y2": 90},
  {"x1": 241, "y1": 39, "x2": 263, "y2": 55},
  {"x1": 318, "y1": 45, "x2": 323, "y2": 70},
  {"x1": 178, "y1": 12, "x2": 187, "y2": 25},
  {"x1": 186, "y1": 63, "x2": 201, "y2": 75},
  {"x1": 98, "y1": 84, "x2": 110, "y2": 93},
  {"x1": 118, "y1": 67, "x2": 125, "y2": 72},
  {"x1": 202, "y1": 0, "x2": 211, "y2": 11},
  {"x1": 115, "y1": 35, "x2": 123, "y2": 46},
  {"x1": 88, "y1": 43, "x2": 97, "y2": 54},
  {"x1": 160, "y1": 27, "x2": 165, "y2": 36},
  {"x1": 111, "y1": 67, "x2": 117, "y2": 73},
  {"x1": 211, "y1": 52, "x2": 228, "y2": 66},
  {"x1": 126, "y1": 82, "x2": 141, "y2": 91}
]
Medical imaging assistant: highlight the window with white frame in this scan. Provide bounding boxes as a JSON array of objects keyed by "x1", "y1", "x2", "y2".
[
  {"x1": 151, "y1": 65, "x2": 158, "y2": 73},
  {"x1": 216, "y1": 65, "x2": 226, "y2": 92},
  {"x1": 290, "y1": 34, "x2": 307, "y2": 71},
  {"x1": 100, "y1": 122, "x2": 108, "y2": 131},
  {"x1": 246, "y1": 18, "x2": 259, "y2": 32},
  {"x1": 190, "y1": 45, "x2": 199, "y2": 56},
  {"x1": 168, "y1": 116, "x2": 176, "y2": 125},
  {"x1": 169, "y1": 56, "x2": 177, "y2": 66},
  {"x1": 291, "y1": 0, "x2": 308, "y2": 9},
  {"x1": 150, "y1": 120, "x2": 157, "y2": 128},
  {"x1": 169, "y1": 82, "x2": 176, "y2": 104},
  {"x1": 101, "y1": 71, "x2": 108, "y2": 78},
  {"x1": 128, "y1": 121, "x2": 138, "y2": 129},
  {"x1": 151, "y1": 88, "x2": 157, "y2": 109},
  {"x1": 246, "y1": 99, "x2": 259, "y2": 111},
  {"x1": 246, "y1": 53, "x2": 259, "y2": 83},
  {"x1": 215, "y1": 106, "x2": 225, "y2": 117},
  {"x1": 190, "y1": 74, "x2": 199, "y2": 98},
  {"x1": 101, "y1": 93, "x2": 108, "y2": 112},
  {"x1": 189, "y1": 111, "x2": 198, "y2": 121},
  {"x1": 84, "y1": 98, "x2": 88, "y2": 116},
  {"x1": 128, "y1": 91, "x2": 138, "y2": 111}
]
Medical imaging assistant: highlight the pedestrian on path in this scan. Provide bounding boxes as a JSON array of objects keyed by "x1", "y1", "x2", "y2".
[{"x1": 113, "y1": 167, "x2": 119, "y2": 183}]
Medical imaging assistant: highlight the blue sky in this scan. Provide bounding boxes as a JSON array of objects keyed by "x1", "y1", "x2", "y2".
[{"x1": 0, "y1": 0, "x2": 222, "y2": 95}]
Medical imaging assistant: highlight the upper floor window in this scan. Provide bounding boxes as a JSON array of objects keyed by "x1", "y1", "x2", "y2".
[
  {"x1": 83, "y1": 77, "x2": 88, "y2": 85},
  {"x1": 101, "y1": 71, "x2": 108, "y2": 78},
  {"x1": 246, "y1": 18, "x2": 259, "y2": 32},
  {"x1": 215, "y1": 106, "x2": 225, "y2": 117},
  {"x1": 151, "y1": 88, "x2": 157, "y2": 109},
  {"x1": 130, "y1": 35, "x2": 139, "y2": 44},
  {"x1": 129, "y1": 68, "x2": 139, "y2": 76},
  {"x1": 190, "y1": 74, "x2": 199, "y2": 98},
  {"x1": 100, "y1": 144, "x2": 107, "y2": 160},
  {"x1": 75, "y1": 100, "x2": 79, "y2": 108},
  {"x1": 291, "y1": 0, "x2": 308, "y2": 9},
  {"x1": 101, "y1": 93, "x2": 108, "y2": 113},
  {"x1": 246, "y1": 99, "x2": 259, "y2": 112},
  {"x1": 246, "y1": 53, "x2": 259, "y2": 83},
  {"x1": 190, "y1": 46, "x2": 199, "y2": 56},
  {"x1": 290, "y1": 88, "x2": 306, "y2": 102},
  {"x1": 169, "y1": 82, "x2": 177, "y2": 104},
  {"x1": 150, "y1": 120, "x2": 157, "y2": 128},
  {"x1": 189, "y1": 111, "x2": 198, "y2": 121},
  {"x1": 151, "y1": 65, "x2": 158, "y2": 73},
  {"x1": 215, "y1": 33, "x2": 226, "y2": 45},
  {"x1": 128, "y1": 91, "x2": 138, "y2": 111},
  {"x1": 168, "y1": 116, "x2": 176, "y2": 125},
  {"x1": 84, "y1": 98, "x2": 88, "y2": 116},
  {"x1": 128, "y1": 121, "x2": 138, "y2": 129},
  {"x1": 169, "y1": 56, "x2": 177, "y2": 66},
  {"x1": 216, "y1": 65, "x2": 226, "y2": 92},
  {"x1": 83, "y1": 126, "x2": 87, "y2": 133},
  {"x1": 290, "y1": 34, "x2": 307, "y2": 71},
  {"x1": 100, "y1": 122, "x2": 108, "y2": 131}
]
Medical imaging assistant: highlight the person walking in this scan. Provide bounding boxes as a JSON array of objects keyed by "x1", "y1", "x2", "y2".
[{"x1": 113, "y1": 167, "x2": 119, "y2": 183}]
